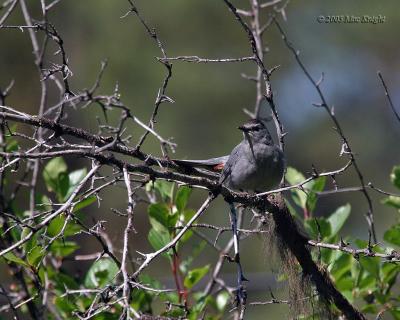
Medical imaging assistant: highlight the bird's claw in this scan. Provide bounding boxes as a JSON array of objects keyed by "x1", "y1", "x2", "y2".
[{"x1": 234, "y1": 285, "x2": 247, "y2": 306}]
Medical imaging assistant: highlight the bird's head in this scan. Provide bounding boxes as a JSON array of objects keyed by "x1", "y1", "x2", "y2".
[{"x1": 238, "y1": 119, "x2": 272, "y2": 144}]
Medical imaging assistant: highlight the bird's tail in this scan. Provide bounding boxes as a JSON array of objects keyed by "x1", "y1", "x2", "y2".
[{"x1": 173, "y1": 156, "x2": 229, "y2": 171}]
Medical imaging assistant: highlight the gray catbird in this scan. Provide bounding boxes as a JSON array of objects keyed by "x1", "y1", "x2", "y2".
[
  {"x1": 175, "y1": 119, "x2": 285, "y2": 305},
  {"x1": 175, "y1": 119, "x2": 285, "y2": 192}
]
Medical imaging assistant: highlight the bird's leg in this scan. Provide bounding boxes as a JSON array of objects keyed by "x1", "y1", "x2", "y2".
[{"x1": 229, "y1": 202, "x2": 248, "y2": 307}]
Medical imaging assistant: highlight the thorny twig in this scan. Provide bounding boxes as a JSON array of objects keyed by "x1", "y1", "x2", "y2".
[{"x1": 273, "y1": 19, "x2": 377, "y2": 243}]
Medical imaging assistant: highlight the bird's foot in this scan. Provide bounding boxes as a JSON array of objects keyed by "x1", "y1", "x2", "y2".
[{"x1": 234, "y1": 283, "x2": 247, "y2": 307}]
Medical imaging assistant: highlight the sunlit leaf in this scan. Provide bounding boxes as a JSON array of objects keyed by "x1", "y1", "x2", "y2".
[
  {"x1": 5, "y1": 139, "x2": 18, "y2": 152},
  {"x1": 216, "y1": 291, "x2": 230, "y2": 312},
  {"x1": 50, "y1": 240, "x2": 80, "y2": 257},
  {"x1": 148, "y1": 203, "x2": 170, "y2": 232},
  {"x1": 335, "y1": 276, "x2": 353, "y2": 292},
  {"x1": 358, "y1": 273, "x2": 376, "y2": 292},
  {"x1": 184, "y1": 265, "x2": 210, "y2": 289},
  {"x1": 36, "y1": 193, "x2": 52, "y2": 212},
  {"x1": 384, "y1": 224, "x2": 400, "y2": 247},
  {"x1": 305, "y1": 176, "x2": 326, "y2": 213},
  {"x1": 175, "y1": 186, "x2": 191, "y2": 212},
  {"x1": 84, "y1": 258, "x2": 119, "y2": 288},
  {"x1": 43, "y1": 157, "x2": 68, "y2": 193},
  {"x1": 52, "y1": 271, "x2": 79, "y2": 293},
  {"x1": 47, "y1": 215, "x2": 67, "y2": 237},
  {"x1": 148, "y1": 180, "x2": 175, "y2": 201},
  {"x1": 148, "y1": 228, "x2": 171, "y2": 253},
  {"x1": 327, "y1": 204, "x2": 351, "y2": 237},
  {"x1": 304, "y1": 217, "x2": 331, "y2": 239},
  {"x1": 73, "y1": 196, "x2": 96, "y2": 212},
  {"x1": 285, "y1": 167, "x2": 307, "y2": 209},
  {"x1": 27, "y1": 246, "x2": 45, "y2": 267},
  {"x1": 359, "y1": 256, "x2": 380, "y2": 279},
  {"x1": 57, "y1": 172, "x2": 70, "y2": 201},
  {"x1": 329, "y1": 251, "x2": 352, "y2": 280},
  {"x1": 381, "y1": 263, "x2": 400, "y2": 285},
  {"x1": 54, "y1": 296, "x2": 76, "y2": 317},
  {"x1": 382, "y1": 196, "x2": 400, "y2": 210},
  {"x1": 64, "y1": 168, "x2": 88, "y2": 200},
  {"x1": 390, "y1": 307, "x2": 400, "y2": 320},
  {"x1": 3, "y1": 252, "x2": 29, "y2": 267},
  {"x1": 390, "y1": 166, "x2": 400, "y2": 189},
  {"x1": 361, "y1": 304, "x2": 378, "y2": 314}
]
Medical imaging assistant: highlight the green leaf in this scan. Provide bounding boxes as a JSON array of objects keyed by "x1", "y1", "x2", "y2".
[
  {"x1": 329, "y1": 251, "x2": 352, "y2": 280},
  {"x1": 73, "y1": 196, "x2": 96, "y2": 212},
  {"x1": 304, "y1": 218, "x2": 331, "y2": 239},
  {"x1": 191, "y1": 292, "x2": 214, "y2": 315},
  {"x1": 3, "y1": 252, "x2": 29, "y2": 267},
  {"x1": 84, "y1": 258, "x2": 119, "y2": 288},
  {"x1": 358, "y1": 273, "x2": 376, "y2": 292},
  {"x1": 165, "y1": 308, "x2": 186, "y2": 318},
  {"x1": 285, "y1": 199, "x2": 300, "y2": 218},
  {"x1": 305, "y1": 176, "x2": 326, "y2": 213},
  {"x1": 47, "y1": 215, "x2": 67, "y2": 237},
  {"x1": 91, "y1": 313, "x2": 120, "y2": 320},
  {"x1": 175, "y1": 186, "x2": 191, "y2": 212},
  {"x1": 327, "y1": 204, "x2": 351, "y2": 237},
  {"x1": 47, "y1": 214, "x2": 81, "y2": 237},
  {"x1": 36, "y1": 193, "x2": 52, "y2": 212},
  {"x1": 184, "y1": 265, "x2": 210, "y2": 289},
  {"x1": 285, "y1": 167, "x2": 305, "y2": 185},
  {"x1": 216, "y1": 291, "x2": 230, "y2": 312},
  {"x1": 50, "y1": 240, "x2": 80, "y2": 257},
  {"x1": 361, "y1": 304, "x2": 378, "y2": 314},
  {"x1": 390, "y1": 307, "x2": 400, "y2": 320},
  {"x1": 57, "y1": 172, "x2": 70, "y2": 201},
  {"x1": 65, "y1": 168, "x2": 88, "y2": 200},
  {"x1": 381, "y1": 263, "x2": 400, "y2": 285},
  {"x1": 354, "y1": 238, "x2": 368, "y2": 248},
  {"x1": 43, "y1": 157, "x2": 68, "y2": 192},
  {"x1": 49, "y1": 269, "x2": 79, "y2": 293},
  {"x1": 148, "y1": 228, "x2": 171, "y2": 252},
  {"x1": 179, "y1": 209, "x2": 196, "y2": 242},
  {"x1": 390, "y1": 165, "x2": 400, "y2": 189},
  {"x1": 335, "y1": 276, "x2": 353, "y2": 292},
  {"x1": 285, "y1": 167, "x2": 307, "y2": 209},
  {"x1": 131, "y1": 289, "x2": 153, "y2": 314},
  {"x1": 148, "y1": 203, "x2": 170, "y2": 232},
  {"x1": 5, "y1": 139, "x2": 19, "y2": 152},
  {"x1": 148, "y1": 180, "x2": 175, "y2": 201},
  {"x1": 27, "y1": 246, "x2": 45, "y2": 267},
  {"x1": 54, "y1": 296, "x2": 76, "y2": 316},
  {"x1": 382, "y1": 196, "x2": 400, "y2": 210},
  {"x1": 384, "y1": 224, "x2": 400, "y2": 246},
  {"x1": 341, "y1": 291, "x2": 353, "y2": 304},
  {"x1": 24, "y1": 233, "x2": 39, "y2": 253},
  {"x1": 359, "y1": 256, "x2": 380, "y2": 279}
]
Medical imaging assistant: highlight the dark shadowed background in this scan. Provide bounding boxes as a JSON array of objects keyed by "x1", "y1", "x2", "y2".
[{"x1": 1, "y1": 0, "x2": 399, "y2": 318}]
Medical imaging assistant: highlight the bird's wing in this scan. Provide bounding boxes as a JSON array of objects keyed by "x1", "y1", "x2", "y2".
[
  {"x1": 173, "y1": 156, "x2": 229, "y2": 171},
  {"x1": 219, "y1": 143, "x2": 243, "y2": 184}
]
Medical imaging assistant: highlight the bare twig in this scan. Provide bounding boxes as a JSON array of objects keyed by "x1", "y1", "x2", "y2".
[
  {"x1": 273, "y1": 19, "x2": 377, "y2": 243},
  {"x1": 377, "y1": 71, "x2": 400, "y2": 123}
]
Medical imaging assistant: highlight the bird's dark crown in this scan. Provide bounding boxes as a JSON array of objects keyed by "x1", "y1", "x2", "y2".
[{"x1": 238, "y1": 119, "x2": 265, "y2": 132}]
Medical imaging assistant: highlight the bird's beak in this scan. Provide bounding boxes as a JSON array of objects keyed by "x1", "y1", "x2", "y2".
[{"x1": 238, "y1": 125, "x2": 250, "y2": 132}]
